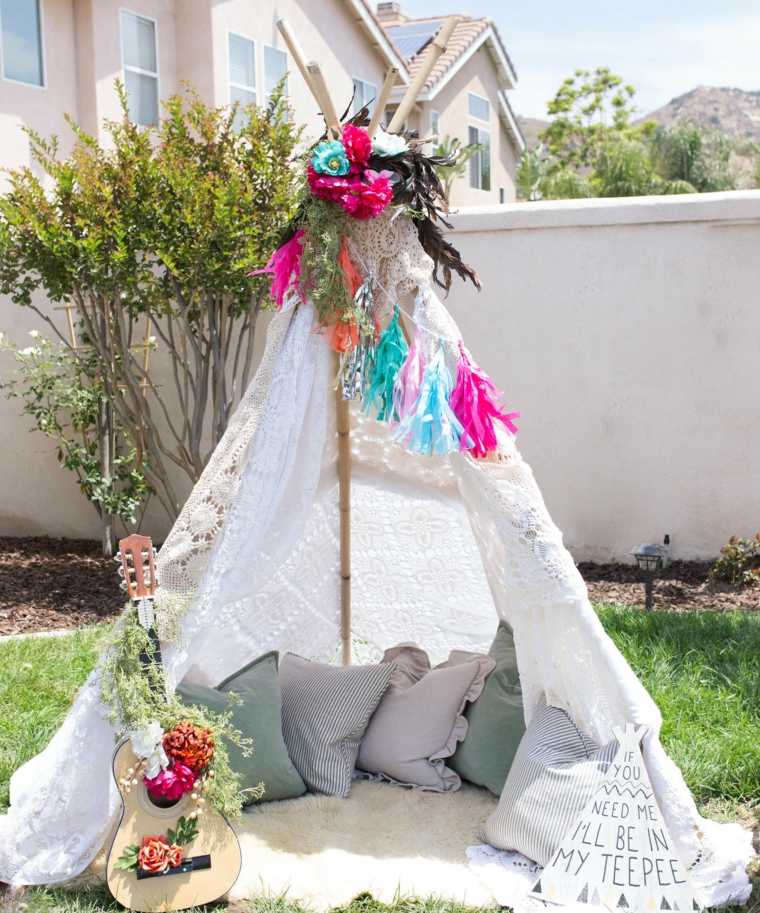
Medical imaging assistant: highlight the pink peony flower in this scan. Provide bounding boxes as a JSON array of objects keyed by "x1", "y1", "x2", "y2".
[
  {"x1": 339, "y1": 173, "x2": 394, "y2": 220},
  {"x1": 307, "y1": 163, "x2": 353, "y2": 204},
  {"x1": 144, "y1": 761, "x2": 196, "y2": 802},
  {"x1": 341, "y1": 124, "x2": 372, "y2": 167}
]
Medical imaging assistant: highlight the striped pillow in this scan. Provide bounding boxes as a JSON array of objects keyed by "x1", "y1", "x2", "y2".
[
  {"x1": 279, "y1": 653, "x2": 395, "y2": 797},
  {"x1": 481, "y1": 702, "x2": 617, "y2": 865}
]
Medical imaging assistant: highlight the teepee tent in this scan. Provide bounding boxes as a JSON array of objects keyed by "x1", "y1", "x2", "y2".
[{"x1": 0, "y1": 27, "x2": 751, "y2": 910}]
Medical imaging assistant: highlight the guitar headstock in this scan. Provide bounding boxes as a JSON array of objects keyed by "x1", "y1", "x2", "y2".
[{"x1": 117, "y1": 534, "x2": 157, "y2": 600}]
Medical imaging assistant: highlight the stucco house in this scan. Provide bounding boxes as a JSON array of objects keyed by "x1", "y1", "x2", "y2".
[
  {"x1": 377, "y1": 2, "x2": 525, "y2": 205},
  {"x1": 0, "y1": 0, "x2": 409, "y2": 174},
  {"x1": 0, "y1": 1, "x2": 522, "y2": 204}
]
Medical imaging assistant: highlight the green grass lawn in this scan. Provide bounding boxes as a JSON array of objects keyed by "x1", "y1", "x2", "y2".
[{"x1": 1, "y1": 607, "x2": 758, "y2": 913}]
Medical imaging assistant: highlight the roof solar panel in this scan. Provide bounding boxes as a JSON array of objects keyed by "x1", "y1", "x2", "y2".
[{"x1": 388, "y1": 20, "x2": 443, "y2": 60}]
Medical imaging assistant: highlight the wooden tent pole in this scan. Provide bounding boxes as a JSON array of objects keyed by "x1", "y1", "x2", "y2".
[
  {"x1": 388, "y1": 16, "x2": 457, "y2": 133},
  {"x1": 336, "y1": 390, "x2": 352, "y2": 665},
  {"x1": 368, "y1": 67, "x2": 399, "y2": 138}
]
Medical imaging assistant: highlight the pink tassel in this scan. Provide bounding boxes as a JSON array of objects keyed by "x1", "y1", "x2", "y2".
[
  {"x1": 250, "y1": 229, "x2": 305, "y2": 309},
  {"x1": 392, "y1": 333, "x2": 426, "y2": 426},
  {"x1": 450, "y1": 343, "x2": 520, "y2": 458}
]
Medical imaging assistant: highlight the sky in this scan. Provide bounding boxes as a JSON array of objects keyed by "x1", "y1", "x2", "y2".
[{"x1": 398, "y1": 0, "x2": 760, "y2": 120}]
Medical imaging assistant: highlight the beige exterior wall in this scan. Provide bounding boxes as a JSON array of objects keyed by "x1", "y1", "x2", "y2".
[
  {"x1": 419, "y1": 43, "x2": 519, "y2": 207},
  {"x1": 2, "y1": 192, "x2": 759, "y2": 561}
]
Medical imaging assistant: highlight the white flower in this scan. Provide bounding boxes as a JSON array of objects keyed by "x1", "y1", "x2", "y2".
[
  {"x1": 19, "y1": 346, "x2": 40, "y2": 356},
  {"x1": 372, "y1": 128, "x2": 409, "y2": 157},
  {"x1": 28, "y1": 329, "x2": 41, "y2": 339},
  {"x1": 129, "y1": 720, "x2": 169, "y2": 779}
]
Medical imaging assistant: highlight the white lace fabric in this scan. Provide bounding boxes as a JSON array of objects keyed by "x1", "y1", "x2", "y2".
[{"x1": 0, "y1": 211, "x2": 753, "y2": 907}]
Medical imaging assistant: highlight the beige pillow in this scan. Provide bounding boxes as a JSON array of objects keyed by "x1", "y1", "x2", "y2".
[{"x1": 356, "y1": 644, "x2": 495, "y2": 791}]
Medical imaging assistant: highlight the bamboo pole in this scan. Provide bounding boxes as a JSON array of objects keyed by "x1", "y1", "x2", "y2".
[
  {"x1": 276, "y1": 19, "x2": 320, "y2": 105},
  {"x1": 336, "y1": 386, "x2": 352, "y2": 665},
  {"x1": 305, "y1": 63, "x2": 341, "y2": 138},
  {"x1": 367, "y1": 67, "x2": 399, "y2": 138},
  {"x1": 387, "y1": 16, "x2": 457, "y2": 133}
]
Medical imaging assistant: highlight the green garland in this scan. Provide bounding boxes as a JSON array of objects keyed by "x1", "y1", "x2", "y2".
[
  {"x1": 100, "y1": 604, "x2": 262, "y2": 819},
  {"x1": 299, "y1": 197, "x2": 352, "y2": 325}
]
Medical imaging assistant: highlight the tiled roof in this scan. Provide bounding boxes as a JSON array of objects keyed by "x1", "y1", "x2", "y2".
[{"x1": 386, "y1": 15, "x2": 516, "y2": 94}]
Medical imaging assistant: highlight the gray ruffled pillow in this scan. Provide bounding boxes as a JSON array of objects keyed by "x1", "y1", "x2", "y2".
[{"x1": 357, "y1": 644, "x2": 495, "y2": 791}]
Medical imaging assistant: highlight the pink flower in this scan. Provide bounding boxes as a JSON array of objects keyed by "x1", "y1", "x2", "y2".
[
  {"x1": 307, "y1": 163, "x2": 353, "y2": 204},
  {"x1": 342, "y1": 124, "x2": 372, "y2": 167},
  {"x1": 144, "y1": 762, "x2": 196, "y2": 802},
  {"x1": 340, "y1": 173, "x2": 394, "y2": 220}
]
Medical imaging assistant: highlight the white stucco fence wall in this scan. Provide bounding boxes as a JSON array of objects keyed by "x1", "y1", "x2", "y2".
[
  {"x1": 447, "y1": 191, "x2": 760, "y2": 561},
  {"x1": 0, "y1": 191, "x2": 758, "y2": 561}
]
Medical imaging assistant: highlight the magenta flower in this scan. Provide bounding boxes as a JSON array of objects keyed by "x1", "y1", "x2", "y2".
[
  {"x1": 340, "y1": 173, "x2": 394, "y2": 220},
  {"x1": 342, "y1": 124, "x2": 372, "y2": 168},
  {"x1": 144, "y1": 762, "x2": 196, "y2": 802}
]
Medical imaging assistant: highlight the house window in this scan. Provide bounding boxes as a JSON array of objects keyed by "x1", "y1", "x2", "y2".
[
  {"x1": 264, "y1": 45, "x2": 287, "y2": 104},
  {"x1": 352, "y1": 77, "x2": 377, "y2": 115},
  {"x1": 430, "y1": 110, "x2": 440, "y2": 135},
  {"x1": 1, "y1": 0, "x2": 44, "y2": 86},
  {"x1": 468, "y1": 92, "x2": 490, "y2": 121},
  {"x1": 228, "y1": 33, "x2": 256, "y2": 128},
  {"x1": 468, "y1": 125, "x2": 491, "y2": 191},
  {"x1": 121, "y1": 11, "x2": 158, "y2": 126}
]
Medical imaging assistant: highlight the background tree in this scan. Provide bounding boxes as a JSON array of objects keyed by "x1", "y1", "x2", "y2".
[
  {"x1": 432, "y1": 135, "x2": 483, "y2": 200},
  {"x1": 649, "y1": 121, "x2": 735, "y2": 192},
  {"x1": 540, "y1": 67, "x2": 641, "y2": 172},
  {"x1": 0, "y1": 85, "x2": 301, "y2": 535},
  {"x1": 517, "y1": 69, "x2": 738, "y2": 202}
]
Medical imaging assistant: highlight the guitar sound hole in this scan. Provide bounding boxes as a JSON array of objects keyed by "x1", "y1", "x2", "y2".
[{"x1": 146, "y1": 791, "x2": 180, "y2": 810}]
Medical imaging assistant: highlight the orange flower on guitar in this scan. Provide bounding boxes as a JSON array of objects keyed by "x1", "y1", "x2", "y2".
[
  {"x1": 138, "y1": 835, "x2": 171, "y2": 874},
  {"x1": 163, "y1": 722, "x2": 215, "y2": 775},
  {"x1": 166, "y1": 843, "x2": 184, "y2": 869}
]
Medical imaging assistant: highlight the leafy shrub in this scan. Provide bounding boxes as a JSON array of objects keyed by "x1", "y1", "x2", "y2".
[{"x1": 709, "y1": 534, "x2": 760, "y2": 587}]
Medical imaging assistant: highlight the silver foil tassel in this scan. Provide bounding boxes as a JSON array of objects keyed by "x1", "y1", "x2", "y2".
[{"x1": 339, "y1": 274, "x2": 376, "y2": 401}]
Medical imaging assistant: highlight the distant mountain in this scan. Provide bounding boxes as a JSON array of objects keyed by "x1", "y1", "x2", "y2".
[{"x1": 643, "y1": 86, "x2": 760, "y2": 144}]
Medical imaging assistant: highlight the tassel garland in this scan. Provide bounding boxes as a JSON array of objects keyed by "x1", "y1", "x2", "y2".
[
  {"x1": 393, "y1": 346, "x2": 469, "y2": 456},
  {"x1": 363, "y1": 306, "x2": 409, "y2": 422},
  {"x1": 392, "y1": 333, "x2": 425, "y2": 425},
  {"x1": 450, "y1": 343, "x2": 520, "y2": 457},
  {"x1": 250, "y1": 229, "x2": 305, "y2": 309},
  {"x1": 339, "y1": 275, "x2": 375, "y2": 400}
]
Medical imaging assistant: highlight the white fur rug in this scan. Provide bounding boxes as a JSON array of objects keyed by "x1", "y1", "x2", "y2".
[{"x1": 231, "y1": 780, "x2": 500, "y2": 910}]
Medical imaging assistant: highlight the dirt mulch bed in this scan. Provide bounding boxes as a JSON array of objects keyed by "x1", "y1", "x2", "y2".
[
  {"x1": 0, "y1": 537, "x2": 124, "y2": 636},
  {"x1": 581, "y1": 560, "x2": 760, "y2": 612},
  {"x1": 1, "y1": 538, "x2": 758, "y2": 638}
]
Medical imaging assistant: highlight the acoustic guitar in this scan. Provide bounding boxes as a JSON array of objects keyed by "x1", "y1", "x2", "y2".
[{"x1": 106, "y1": 534, "x2": 241, "y2": 913}]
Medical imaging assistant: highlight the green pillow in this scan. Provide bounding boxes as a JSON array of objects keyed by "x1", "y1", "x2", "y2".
[
  {"x1": 177, "y1": 651, "x2": 306, "y2": 804},
  {"x1": 449, "y1": 622, "x2": 525, "y2": 796}
]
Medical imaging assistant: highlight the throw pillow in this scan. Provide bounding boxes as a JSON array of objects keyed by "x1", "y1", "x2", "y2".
[
  {"x1": 356, "y1": 643, "x2": 495, "y2": 791},
  {"x1": 480, "y1": 702, "x2": 617, "y2": 864},
  {"x1": 449, "y1": 621, "x2": 525, "y2": 795},
  {"x1": 279, "y1": 653, "x2": 395, "y2": 797},
  {"x1": 177, "y1": 650, "x2": 307, "y2": 804}
]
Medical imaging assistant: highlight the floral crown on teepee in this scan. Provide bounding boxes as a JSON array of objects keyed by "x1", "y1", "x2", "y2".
[{"x1": 252, "y1": 24, "x2": 519, "y2": 459}]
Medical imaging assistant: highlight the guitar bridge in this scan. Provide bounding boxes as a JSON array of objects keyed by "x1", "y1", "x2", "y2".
[{"x1": 136, "y1": 855, "x2": 211, "y2": 879}]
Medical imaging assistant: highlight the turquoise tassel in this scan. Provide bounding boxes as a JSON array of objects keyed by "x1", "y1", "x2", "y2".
[
  {"x1": 363, "y1": 306, "x2": 409, "y2": 422},
  {"x1": 393, "y1": 345, "x2": 470, "y2": 456}
]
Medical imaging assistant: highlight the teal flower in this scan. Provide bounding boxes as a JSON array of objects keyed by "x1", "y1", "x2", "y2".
[{"x1": 311, "y1": 140, "x2": 350, "y2": 176}]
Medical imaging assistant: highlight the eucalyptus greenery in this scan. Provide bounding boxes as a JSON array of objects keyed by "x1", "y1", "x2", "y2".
[
  {"x1": 299, "y1": 198, "x2": 354, "y2": 327},
  {"x1": 100, "y1": 604, "x2": 261, "y2": 819}
]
